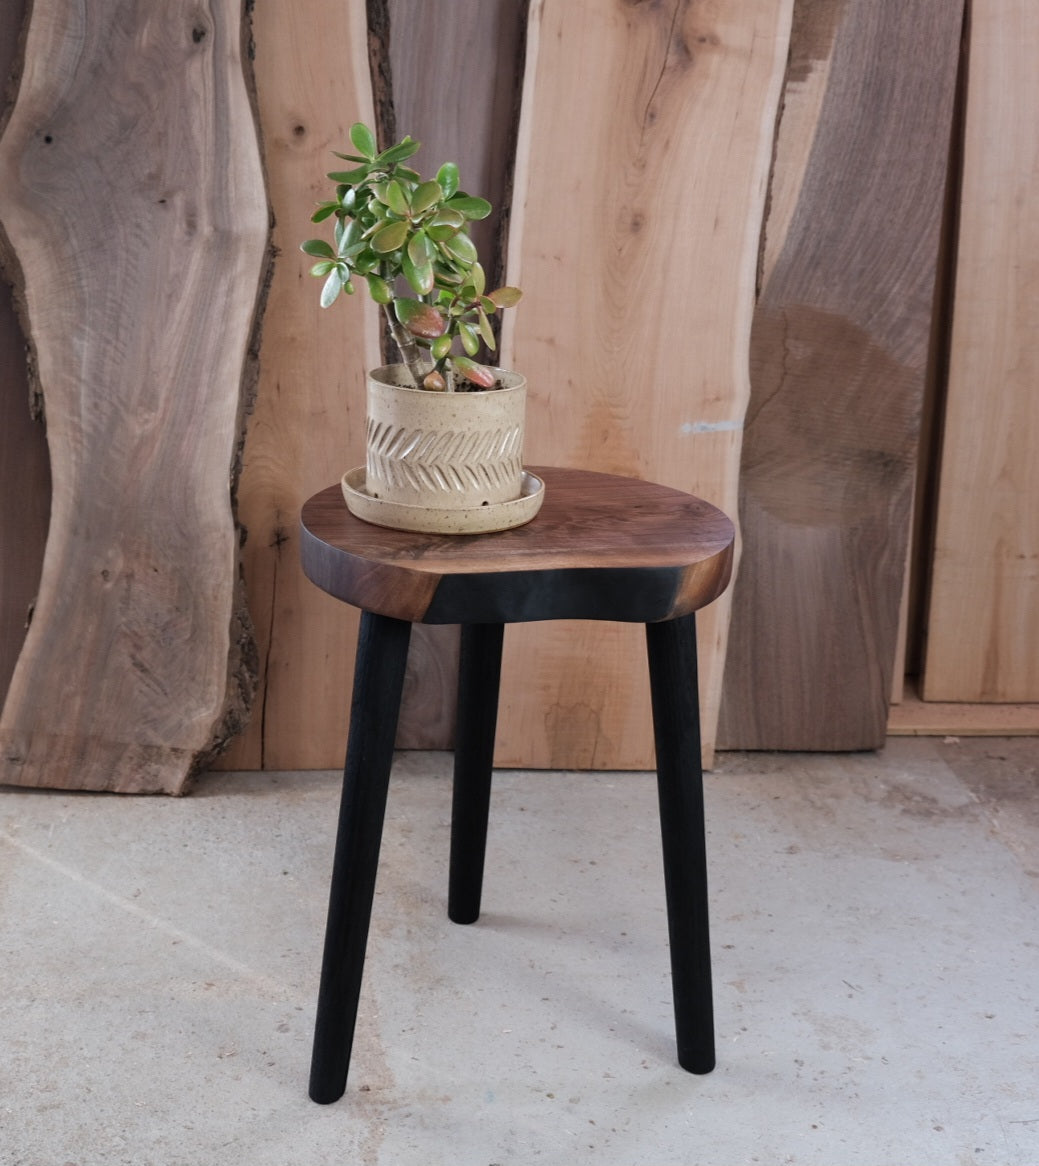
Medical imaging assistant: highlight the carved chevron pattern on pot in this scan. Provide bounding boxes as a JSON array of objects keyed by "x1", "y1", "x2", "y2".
[{"x1": 366, "y1": 419, "x2": 523, "y2": 493}]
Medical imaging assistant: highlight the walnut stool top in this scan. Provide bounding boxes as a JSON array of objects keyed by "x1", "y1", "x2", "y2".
[{"x1": 300, "y1": 466, "x2": 735, "y2": 625}]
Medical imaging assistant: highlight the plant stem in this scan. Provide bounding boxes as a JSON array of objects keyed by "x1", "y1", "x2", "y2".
[{"x1": 382, "y1": 304, "x2": 431, "y2": 387}]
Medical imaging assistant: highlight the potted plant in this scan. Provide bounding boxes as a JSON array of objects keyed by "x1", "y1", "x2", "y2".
[{"x1": 301, "y1": 122, "x2": 541, "y2": 534}]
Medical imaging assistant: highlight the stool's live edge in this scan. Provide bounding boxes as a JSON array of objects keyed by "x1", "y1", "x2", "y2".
[{"x1": 299, "y1": 467, "x2": 735, "y2": 1103}]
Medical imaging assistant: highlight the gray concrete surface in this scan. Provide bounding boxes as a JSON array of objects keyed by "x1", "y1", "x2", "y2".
[{"x1": 1, "y1": 737, "x2": 1037, "y2": 1165}]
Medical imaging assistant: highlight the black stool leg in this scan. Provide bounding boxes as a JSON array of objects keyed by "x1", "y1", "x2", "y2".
[
  {"x1": 448, "y1": 622, "x2": 504, "y2": 924},
  {"x1": 645, "y1": 613, "x2": 716, "y2": 1074},
  {"x1": 309, "y1": 611, "x2": 412, "y2": 1104}
]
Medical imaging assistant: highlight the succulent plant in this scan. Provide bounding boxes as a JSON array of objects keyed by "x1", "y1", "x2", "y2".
[{"x1": 301, "y1": 122, "x2": 522, "y2": 392}]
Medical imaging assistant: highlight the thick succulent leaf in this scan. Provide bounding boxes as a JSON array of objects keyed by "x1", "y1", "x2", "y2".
[
  {"x1": 453, "y1": 356, "x2": 495, "y2": 388},
  {"x1": 422, "y1": 369, "x2": 447, "y2": 392},
  {"x1": 311, "y1": 202, "x2": 339, "y2": 223},
  {"x1": 411, "y1": 180, "x2": 443, "y2": 214},
  {"x1": 469, "y1": 262, "x2": 486, "y2": 296},
  {"x1": 436, "y1": 162, "x2": 459, "y2": 199},
  {"x1": 327, "y1": 166, "x2": 370, "y2": 185},
  {"x1": 371, "y1": 219, "x2": 409, "y2": 253},
  {"x1": 332, "y1": 151, "x2": 368, "y2": 163},
  {"x1": 477, "y1": 307, "x2": 496, "y2": 348},
  {"x1": 377, "y1": 137, "x2": 421, "y2": 165},
  {"x1": 407, "y1": 229, "x2": 435, "y2": 267},
  {"x1": 442, "y1": 231, "x2": 477, "y2": 265},
  {"x1": 447, "y1": 194, "x2": 492, "y2": 220},
  {"x1": 458, "y1": 321, "x2": 480, "y2": 356},
  {"x1": 301, "y1": 238, "x2": 335, "y2": 258},
  {"x1": 431, "y1": 334, "x2": 453, "y2": 361},
  {"x1": 395, "y1": 298, "x2": 446, "y2": 339},
  {"x1": 383, "y1": 179, "x2": 410, "y2": 216},
  {"x1": 365, "y1": 274, "x2": 393, "y2": 304},
  {"x1": 320, "y1": 267, "x2": 344, "y2": 308},
  {"x1": 487, "y1": 285, "x2": 523, "y2": 308},
  {"x1": 309, "y1": 260, "x2": 335, "y2": 277},
  {"x1": 352, "y1": 248, "x2": 380, "y2": 275},
  {"x1": 350, "y1": 122, "x2": 377, "y2": 160},
  {"x1": 402, "y1": 249, "x2": 435, "y2": 295}
]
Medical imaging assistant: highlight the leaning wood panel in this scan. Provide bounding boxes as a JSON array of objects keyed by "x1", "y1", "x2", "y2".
[
  {"x1": 717, "y1": 0, "x2": 964, "y2": 750},
  {"x1": 0, "y1": 2, "x2": 267, "y2": 792},
  {"x1": 496, "y1": 0, "x2": 793, "y2": 768},
  {"x1": 0, "y1": 0, "x2": 50, "y2": 707},
  {"x1": 216, "y1": 1, "x2": 379, "y2": 771},
  {"x1": 922, "y1": 0, "x2": 1039, "y2": 702}
]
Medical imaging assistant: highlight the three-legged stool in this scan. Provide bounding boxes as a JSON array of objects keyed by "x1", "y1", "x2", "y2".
[{"x1": 299, "y1": 466, "x2": 735, "y2": 1103}]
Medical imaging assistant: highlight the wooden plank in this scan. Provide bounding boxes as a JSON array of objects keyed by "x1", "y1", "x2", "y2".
[
  {"x1": 922, "y1": 0, "x2": 1039, "y2": 702},
  {"x1": 0, "y1": 0, "x2": 51, "y2": 708},
  {"x1": 888, "y1": 682, "x2": 1039, "y2": 738},
  {"x1": 385, "y1": 0, "x2": 527, "y2": 750},
  {"x1": 717, "y1": 0, "x2": 965, "y2": 751},
  {"x1": 0, "y1": 1, "x2": 267, "y2": 793},
  {"x1": 216, "y1": 1, "x2": 379, "y2": 771},
  {"x1": 497, "y1": 0, "x2": 793, "y2": 769}
]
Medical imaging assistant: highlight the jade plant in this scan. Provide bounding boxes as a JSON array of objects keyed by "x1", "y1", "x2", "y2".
[{"x1": 301, "y1": 122, "x2": 521, "y2": 393}]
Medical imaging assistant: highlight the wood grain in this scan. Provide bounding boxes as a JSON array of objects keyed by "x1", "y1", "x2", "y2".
[
  {"x1": 921, "y1": 0, "x2": 1039, "y2": 702},
  {"x1": 216, "y1": 1, "x2": 380, "y2": 771},
  {"x1": 300, "y1": 468, "x2": 735, "y2": 623},
  {"x1": 497, "y1": 0, "x2": 793, "y2": 767},
  {"x1": 717, "y1": 0, "x2": 964, "y2": 750},
  {"x1": 0, "y1": 0, "x2": 50, "y2": 709},
  {"x1": 0, "y1": 1, "x2": 267, "y2": 792}
]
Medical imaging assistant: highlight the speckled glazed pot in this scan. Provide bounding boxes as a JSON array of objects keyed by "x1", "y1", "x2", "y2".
[{"x1": 364, "y1": 364, "x2": 527, "y2": 518}]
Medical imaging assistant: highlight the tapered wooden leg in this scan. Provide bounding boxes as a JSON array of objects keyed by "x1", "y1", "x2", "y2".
[
  {"x1": 645, "y1": 613, "x2": 716, "y2": 1074},
  {"x1": 448, "y1": 622, "x2": 505, "y2": 924},
  {"x1": 309, "y1": 611, "x2": 412, "y2": 1104}
]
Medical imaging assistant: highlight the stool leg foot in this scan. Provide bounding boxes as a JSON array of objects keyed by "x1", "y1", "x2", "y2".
[
  {"x1": 309, "y1": 611, "x2": 411, "y2": 1104},
  {"x1": 448, "y1": 623, "x2": 504, "y2": 924},
  {"x1": 646, "y1": 614, "x2": 716, "y2": 1074}
]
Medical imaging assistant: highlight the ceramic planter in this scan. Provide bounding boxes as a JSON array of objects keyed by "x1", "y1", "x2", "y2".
[{"x1": 341, "y1": 364, "x2": 544, "y2": 534}]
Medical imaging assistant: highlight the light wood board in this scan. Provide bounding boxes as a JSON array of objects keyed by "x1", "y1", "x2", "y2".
[
  {"x1": 922, "y1": 0, "x2": 1039, "y2": 702},
  {"x1": 497, "y1": 0, "x2": 793, "y2": 768},
  {"x1": 0, "y1": 1, "x2": 267, "y2": 792},
  {"x1": 718, "y1": 0, "x2": 964, "y2": 750},
  {"x1": 217, "y1": 1, "x2": 379, "y2": 770}
]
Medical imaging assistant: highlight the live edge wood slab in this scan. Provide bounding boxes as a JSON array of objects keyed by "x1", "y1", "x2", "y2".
[{"x1": 300, "y1": 467, "x2": 735, "y2": 627}]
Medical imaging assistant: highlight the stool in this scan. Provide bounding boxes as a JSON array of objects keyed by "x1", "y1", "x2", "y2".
[{"x1": 299, "y1": 466, "x2": 735, "y2": 1104}]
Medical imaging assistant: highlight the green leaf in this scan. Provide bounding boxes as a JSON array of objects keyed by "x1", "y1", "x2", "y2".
[
  {"x1": 431, "y1": 335, "x2": 453, "y2": 361},
  {"x1": 402, "y1": 249, "x2": 435, "y2": 296},
  {"x1": 352, "y1": 248, "x2": 380, "y2": 275},
  {"x1": 411, "y1": 180, "x2": 442, "y2": 214},
  {"x1": 383, "y1": 179, "x2": 410, "y2": 216},
  {"x1": 453, "y1": 356, "x2": 495, "y2": 388},
  {"x1": 395, "y1": 298, "x2": 446, "y2": 339},
  {"x1": 327, "y1": 166, "x2": 370, "y2": 185},
  {"x1": 350, "y1": 122, "x2": 377, "y2": 160},
  {"x1": 458, "y1": 321, "x2": 480, "y2": 356},
  {"x1": 477, "y1": 307, "x2": 496, "y2": 349},
  {"x1": 331, "y1": 151, "x2": 368, "y2": 163},
  {"x1": 407, "y1": 229, "x2": 434, "y2": 268},
  {"x1": 371, "y1": 219, "x2": 409, "y2": 253},
  {"x1": 301, "y1": 238, "x2": 335, "y2": 259},
  {"x1": 377, "y1": 136, "x2": 421, "y2": 166},
  {"x1": 436, "y1": 162, "x2": 459, "y2": 199},
  {"x1": 311, "y1": 202, "x2": 339, "y2": 223},
  {"x1": 365, "y1": 274, "x2": 393, "y2": 304},
  {"x1": 320, "y1": 268, "x2": 344, "y2": 308},
  {"x1": 447, "y1": 194, "x2": 492, "y2": 220},
  {"x1": 487, "y1": 285, "x2": 523, "y2": 308},
  {"x1": 425, "y1": 208, "x2": 465, "y2": 241},
  {"x1": 441, "y1": 231, "x2": 477, "y2": 265},
  {"x1": 469, "y1": 262, "x2": 486, "y2": 297},
  {"x1": 309, "y1": 260, "x2": 335, "y2": 277}
]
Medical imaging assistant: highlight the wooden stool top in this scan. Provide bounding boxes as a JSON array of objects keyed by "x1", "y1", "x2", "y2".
[{"x1": 300, "y1": 466, "x2": 735, "y2": 625}]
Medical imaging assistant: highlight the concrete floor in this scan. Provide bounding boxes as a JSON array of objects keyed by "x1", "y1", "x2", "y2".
[{"x1": 1, "y1": 737, "x2": 1037, "y2": 1165}]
